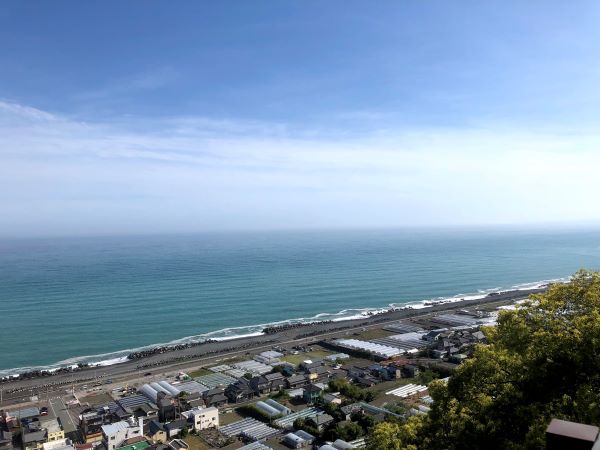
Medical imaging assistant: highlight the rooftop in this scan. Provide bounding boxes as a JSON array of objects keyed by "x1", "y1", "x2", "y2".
[
  {"x1": 101, "y1": 421, "x2": 130, "y2": 436},
  {"x1": 116, "y1": 441, "x2": 150, "y2": 450},
  {"x1": 546, "y1": 418, "x2": 599, "y2": 442}
]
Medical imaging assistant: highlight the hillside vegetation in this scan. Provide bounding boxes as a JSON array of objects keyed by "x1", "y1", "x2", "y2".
[{"x1": 367, "y1": 270, "x2": 600, "y2": 449}]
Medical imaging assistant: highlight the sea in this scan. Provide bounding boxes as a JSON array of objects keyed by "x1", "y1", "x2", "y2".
[{"x1": 2, "y1": 227, "x2": 600, "y2": 375}]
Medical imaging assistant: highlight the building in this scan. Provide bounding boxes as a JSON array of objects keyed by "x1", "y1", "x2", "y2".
[
  {"x1": 180, "y1": 407, "x2": 218, "y2": 431},
  {"x1": 307, "y1": 366, "x2": 330, "y2": 383},
  {"x1": 163, "y1": 420, "x2": 186, "y2": 439},
  {"x1": 0, "y1": 430, "x2": 13, "y2": 450},
  {"x1": 202, "y1": 388, "x2": 227, "y2": 408},
  {"x1": 322, "y1": 393, "x2": 342, "y2": 405},
  {"x1": 264, "y1": 372, "x2": 286, "y2": 391},
  {"x1": 40, "y1": 420, "x2": 64, "y2": 443},
  {"x1": 101, "y1": 420, "x2": 143, "y2": 450},
  {"x1": 402, "y1": 364, "x2": 420, "y2": 378},
  {"x1": 369, "y1": 364, "x2": 401, "y2": 381},
  {"x1": 546, "y1": 418, "x2": 599, "y2": 450},
  {"x1": 22, "y1": 431, "x2": 46, "y2": 450},
  {"x1": 115, "y1": 438, "x2": 150, "y2": 450},
  {"x1": 41, "y1": 439, "x2": 76, "y2": 450},
  {"x1": 157, "y1": 397, "x2": 175, "y2": 424},
  {"x1": 313, "y1": 414, "x2": 334, "y2": 431},
  {"x1": 225, "y1": 379, "x2": 255, "y2": 403},
  {"x1": 249, "y1": 376, "x2": 271, "y2": 395},
  {"x1": 146, "y1": 421, "x2": 167, "y2": 444},
  {"x1": 286, "y1": 375, "x2": 308, "y2": 389},
  {"x1": 303, "y1": 384, "x2": 323, "y2": 405},
  {"x1": 79, "y1": 408, "x2": 116, "y2": 444}
]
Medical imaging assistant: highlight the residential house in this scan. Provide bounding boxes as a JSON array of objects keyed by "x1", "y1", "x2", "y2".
[
  {"x1": 431, "y1": 349, "x2": 445, "y2": 359},
  {"x1": 313, "y1": 414, "x2": 334, "y2": 431},
  {"x1": 307, "y1": 366, "x2": 330, "y2": 383},
  {"x1": 322, "y1": 393, "x2": 342, "y2": 406},
  {"x1": 340, "y1": 404, "x2": 363, "y2": 421},
  {"x1": 303, "y1": 384, "x2": 323, "y2": 405},
  {"x1": 146, "y1": 421, "x2": 167, "y2": 444},
  {"x1": 300, "y1": 360, "x2": 324, "y2": 373},
  {"x1": 286, "y1": 375, "x2": 308, "y2": 389},
  {"x1": 422, "y1": 329, "x2": 448, "y2": 343},
  {"x1": 180, "y1": 407, "x2": 218, "y2": 431},
  {"x1": 157, "y1": 398, "x2": 175, "y2": 424},
  {"x1": 249, "y1": 376, "x2": 271, "y2": 395},
  {"x1": 40, "y1": 420, "x2": 64, "y2": 443},
  {"x1": 41, "y1": 439, "x2": 76, "y2": 450},
  {"x1": 79, "y1": 411, "x2": 110, "y2": 444},
  {"x1": 101, "y1": 421, "x2": 142, "y2": 450},
  {"x1": 225, "y1": 379, "x2": 255, "y2": 403},
  {"x1": 22, "y1": 430, "x2": 46, "y2": 450},
  {"x1": 264, "y1": 373, "x2": 286, "y2": 391},
  {"x1": 369, "y1": 364, "x2": 400, "y2": 381},
  {"x1": 163, "y1": 420, "x2": 187, "y2": 439},
  {"x1": 202, "y1": 389, "x2": 227, "y2": 408},
  {"x1": 402, "y1": 364, "x2": 420, "y2": 378}
]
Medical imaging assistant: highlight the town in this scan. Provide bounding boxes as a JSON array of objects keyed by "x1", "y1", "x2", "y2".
[{"x1": 0, "y1": 300, "x2": 501, "y2": 450}]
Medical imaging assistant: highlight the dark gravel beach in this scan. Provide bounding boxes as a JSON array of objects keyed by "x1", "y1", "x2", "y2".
[{"x1": 0, "y1": 286, "x2": 544, "y2": 405}]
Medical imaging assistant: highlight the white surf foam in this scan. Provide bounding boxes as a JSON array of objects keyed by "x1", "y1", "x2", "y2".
[{"x1": 0, "y1": 277, "x2": 566, "y2": 377}]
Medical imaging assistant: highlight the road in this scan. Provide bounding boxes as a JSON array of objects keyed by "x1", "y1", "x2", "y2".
[
  {"x1": 0, "y1": 289, "x2": 536, "y2": 408},
  {"x1": 48, "y1": 397, "x2": 78, "y2": 433}
]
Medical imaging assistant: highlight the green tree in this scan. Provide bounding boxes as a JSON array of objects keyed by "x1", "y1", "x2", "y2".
[
  {"x1": 366, "y1": 418, "x2": 423, "y2": 450},
  {"x1": 417, "y1": 369, "x2": 439, "y2": 385},
  {"x1": 368, "y1": 270, "x2": 600, "y2": 449}
]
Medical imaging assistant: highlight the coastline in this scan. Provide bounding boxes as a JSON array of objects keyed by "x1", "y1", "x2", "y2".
[{"x1": 0, "y1": 283, "x2": 549, "y2": 385}]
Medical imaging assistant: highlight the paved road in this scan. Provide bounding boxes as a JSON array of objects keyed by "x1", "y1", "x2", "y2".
[
  {"x1": 0, "y1": 290, "x2": 537, "y2": 408},
  {"x1": 48, "y1": 397, "x2": 78, "y2": 433}
]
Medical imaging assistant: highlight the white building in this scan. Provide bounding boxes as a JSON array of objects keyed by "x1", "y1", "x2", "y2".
[
  {"x1": 181, "y1": 407, "x2": 219, "y2": 431},
  {"x1": 42, "y1": 439, "x2": 76, "y2": 450},
  {"x1": 101, "y1": 419, "x2": 143, "y2": 450}
]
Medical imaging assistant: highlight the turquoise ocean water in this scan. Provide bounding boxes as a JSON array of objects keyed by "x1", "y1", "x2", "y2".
[{"x1": 2, "y1": 227, "x2": 600, "y2": 374}]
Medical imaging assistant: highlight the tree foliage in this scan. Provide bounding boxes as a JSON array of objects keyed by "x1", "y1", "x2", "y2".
[
  {"x1": 328, "y1": 378, "x2": 375, "y2": 402},
  {"x1": 367, "y1": 270, "x2": 600, "y2": 449}
]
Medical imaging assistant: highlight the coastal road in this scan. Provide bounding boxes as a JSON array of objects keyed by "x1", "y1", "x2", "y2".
[{"x1": 0, "y1": 288, "x2": 540, "y2": 408}]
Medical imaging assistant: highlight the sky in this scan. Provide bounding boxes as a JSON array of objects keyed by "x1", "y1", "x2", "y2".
[{"x1": 2, "y1": 1, "x2": 600, "y2": 237}]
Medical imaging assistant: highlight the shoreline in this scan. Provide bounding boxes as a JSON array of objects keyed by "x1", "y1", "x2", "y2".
[{"x1": 0, "y1": 284, "x2": 547, "y2": 391}]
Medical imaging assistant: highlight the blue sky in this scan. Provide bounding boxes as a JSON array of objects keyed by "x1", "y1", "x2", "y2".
[{"x1": 2, "y1": 1, "x2": 600, "y2": 236}]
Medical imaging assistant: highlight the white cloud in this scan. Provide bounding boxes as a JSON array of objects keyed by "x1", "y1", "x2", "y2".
[{"x1": 1, "y1": 100, "x2": 600, "y2": 236}]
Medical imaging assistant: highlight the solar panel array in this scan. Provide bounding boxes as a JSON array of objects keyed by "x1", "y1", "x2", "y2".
[
  {"x1": 173, "y1": 381, "x2": 209, "y2": 394},
  {"x1": 383, "y1": 322, "x2": 424, "y2": 333},
  {"x1": 232, "y1": 360, "x2": 273, "y2": 375},
  {"x1": 117, "y1": 395, "x2": 156, "y2": 410},
  {"x1": 386, "y1": 384, "x2": 427, "y2": 398},
  {"x1": 238, "y1": 442, "x2": 273, "y2": 450},
  {"x1": 219, "y1": 418, "x2": 278, "y2": 441},
  {"x1": 274, "y1": 407, "x2": 323, "y2": 429},
  {"x1": 224, "y1": 368, "x2": 247, "y2": 378},
  {"x1": 194, "y1": 372, "x2": 238, "y2": 389},
  {"x1": 242, "y1": 423, "x2": 280, "y2": 441},
  {"x1": 220, "y1": 418, "x2": 263, "y2": 437},
  {"x1": 208, "y1": 364, "x2": 232, "y2": 372}
]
